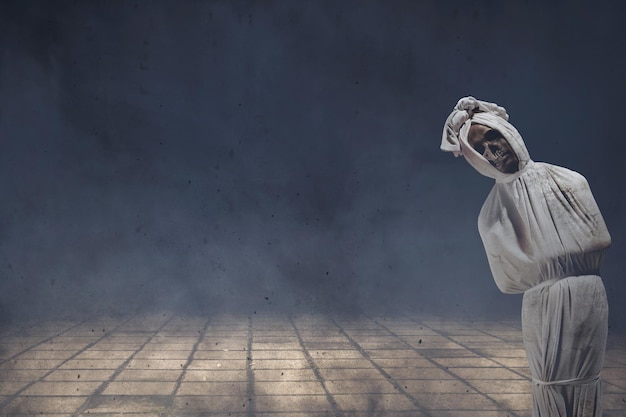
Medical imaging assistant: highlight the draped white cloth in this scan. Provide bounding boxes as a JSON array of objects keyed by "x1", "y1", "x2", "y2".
[{"x1": 441, "y1": 97, "x2": 611, "y2": 417}]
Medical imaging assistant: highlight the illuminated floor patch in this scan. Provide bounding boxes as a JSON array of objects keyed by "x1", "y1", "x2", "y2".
[{"x1": 0, "y1": 313, "x2": 624, "y2": 416}]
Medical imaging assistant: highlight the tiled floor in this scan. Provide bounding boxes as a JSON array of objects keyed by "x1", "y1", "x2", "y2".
[{"x1": 0, "y1": 312, "x2": 624, "y2": 416}]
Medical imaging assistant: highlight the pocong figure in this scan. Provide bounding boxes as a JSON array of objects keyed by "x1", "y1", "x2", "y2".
[{"x1": 441, "y1": 96, "x2": 611, "y2": 417}]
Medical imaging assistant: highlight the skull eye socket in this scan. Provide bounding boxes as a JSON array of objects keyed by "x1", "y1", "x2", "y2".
[
  {"x1": 484, "y1": 129, "x2": 503, "y2": 142},
  {"x1": 472, "y1": 129, "x2": 505, "y2": 155}
]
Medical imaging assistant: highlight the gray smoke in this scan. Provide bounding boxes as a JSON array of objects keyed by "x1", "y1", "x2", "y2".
[{"x1": 0, "y1": 1, "x2": 624, "y2": 331}]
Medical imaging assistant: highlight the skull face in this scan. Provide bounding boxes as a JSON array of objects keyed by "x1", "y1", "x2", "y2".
[
  {"x1": 481, "y1": 134, "x2": 507, "y2": 163},
  {"x1": 468, "y1": 124, "x2": 519, "y2": 174}
]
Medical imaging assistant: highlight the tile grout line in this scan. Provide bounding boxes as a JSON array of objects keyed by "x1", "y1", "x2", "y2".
[
  {"x1": 416, "y1": 315, "x2": 531, "y2": 376},
  {"x1": 0, "y1": 318, "x2": 94, "y2": 366},
  {"x1": 331, "y1": 318, "x2": 435, "y2": 417},
  {"x1": 465, "y1": 319, "x2": 523, "y2": 344},
  {"x1": 0, "y1": 318, "x2": 50, "y2": 339},
  {"x1": 402, "y1": 314, "x2": 530, "y2": 380},
  {"x1": 246, "y1": 315, "x2": 255, "y2": 417},
  {"x1": 70, "y1": 313, "x2": 177, "y2": 417},
  {"x1": 289, "y1": 316, "x2": 345, "y2": 417},
  {"x1": 166, "y1": 317, "x2": 212, "y2": 405},
  {"x1": 369, "y1": 315, "x2": 525, "y2": 417},
  {"x1": 0, "y1": 314, "x2": 136, "y2": 411},
  {"x1": 463, "y1": 319, "x2": 535, "y2": 378}
]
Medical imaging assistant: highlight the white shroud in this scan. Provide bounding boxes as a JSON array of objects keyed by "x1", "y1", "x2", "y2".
[{"x1": 442, "y1": 97, "x2": 611, "y2": 417}]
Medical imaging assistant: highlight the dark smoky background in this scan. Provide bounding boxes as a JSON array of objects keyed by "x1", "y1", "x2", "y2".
[{"x1": 0, "y1": 1, "x2": 624, "y2": 330}]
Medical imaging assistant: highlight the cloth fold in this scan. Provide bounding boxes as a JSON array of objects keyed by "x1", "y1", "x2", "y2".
[
  {"x1": 440, "y1": 96, "x2": 509, "y2": 155},
  {"x1": 441, "y1": 96, "x2": 531, "y2": 182},
  {"x1": 523, "y1": 275, "x2": 608, "y2": 417},
  {"x1": 441, "y1": 97, "x2": 611, "y2": 417}
]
